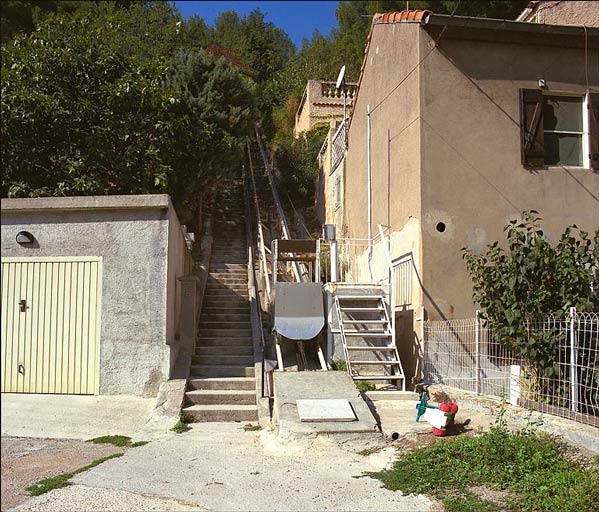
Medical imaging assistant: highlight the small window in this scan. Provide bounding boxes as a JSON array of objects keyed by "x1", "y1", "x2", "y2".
[{"x1": 543, "y1": 96, "x2": 584, "y2": 167}]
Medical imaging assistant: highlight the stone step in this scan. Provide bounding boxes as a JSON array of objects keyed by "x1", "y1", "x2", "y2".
[
  {"x1": 196, "y1": 345, "x2": 253, "y2": 356},
  {"x1": 198, "y1": 329, "x2": 253, "y2": 338},
  {"x1": 191, "y1": 365, "x2": 255, "y2": 378},
  {"x1": 185, "y1": 389, "x2": 256, "y2": 405},
  {"x1": 196, "y1": 337, "x2": 253, "y2": 347},
  {"x1": 187, "y1": 377, "x2": 255, "y2": 391},
  {"x1": 198, "y1": 321, "x2": 251, "y2": 330},
  {"x1": 201, "y1": 300, "x2": 249, "y2": 309},
  {"x1": 201, "y1": 313, "x2": 250, "y2": 322},
  {"x1": 201, "y1": 307, "x2": 250, "y2": 316},
  {"x1": 208, "y1": 277, "x2": 247, "y2": 284},
  {"x1": 205, "y1": 286, "x2": 248, "y2": 293},
  {"x1": 182, "y1": 404, "x2": 258, "y2": 422},
  {"x1": 193, "y1": 354, "x2": 254, "y2": 366}
]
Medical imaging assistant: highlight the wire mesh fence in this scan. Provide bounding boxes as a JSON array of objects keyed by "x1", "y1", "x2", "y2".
[{"x1": 423, "y1": 309, "x2": 599, "y2": 427}]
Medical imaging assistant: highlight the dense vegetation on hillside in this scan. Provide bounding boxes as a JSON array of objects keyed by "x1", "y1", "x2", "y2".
[{"x1": 1, "y1": 0, "x2": 528, "y2": 226}]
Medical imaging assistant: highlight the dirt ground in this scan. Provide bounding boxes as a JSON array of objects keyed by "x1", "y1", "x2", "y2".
[{"x1": 1, "y1": 437, "x2": 126, "y2": 510}]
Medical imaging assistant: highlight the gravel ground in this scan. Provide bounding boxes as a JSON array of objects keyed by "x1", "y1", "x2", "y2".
[
  {"x1": 11, "y1": 423, "x2": 436, "y2": 512},
  {"x1": 1, "y1": 437, "x2": 125, "y2": 510}
]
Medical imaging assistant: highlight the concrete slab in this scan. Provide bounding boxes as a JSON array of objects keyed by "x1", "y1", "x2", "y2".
[
  {"x1": 13, "y1": 423, "x2": 436, "y2": 511},
  {"x1": 296, "y1": 399, "x2": 356, "y2": 422},
  {"x1": 274, "y1": 371, "x2": 377, "y2": 436},
  {"x1": 1, "y1": 394, "x2": 155, "y2": 440}
]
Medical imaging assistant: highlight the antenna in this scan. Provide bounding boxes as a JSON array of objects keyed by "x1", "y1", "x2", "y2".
[{"x1": 335, "y1": 65, "x2": 346, "y2": 90}]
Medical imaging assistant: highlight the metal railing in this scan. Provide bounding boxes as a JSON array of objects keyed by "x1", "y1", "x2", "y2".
[
  {"x1": 423, "y1": 309, "x2": 599, "y2": 427},
  {"x1": 330, "y1": 120, "x2": 346, "y2": 173}
]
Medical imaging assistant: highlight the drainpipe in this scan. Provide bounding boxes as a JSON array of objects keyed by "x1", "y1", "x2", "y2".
[{"x1": 367, "y1": 104, "x2": 373, "y2": 281}]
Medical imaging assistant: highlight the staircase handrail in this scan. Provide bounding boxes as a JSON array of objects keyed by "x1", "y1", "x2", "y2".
[
  {"x1": 254, "y1": 126, "x2": 303, "y2": 283},
  {"x1": 247, "y1": 141, "x2": 272, "y2": 304}
]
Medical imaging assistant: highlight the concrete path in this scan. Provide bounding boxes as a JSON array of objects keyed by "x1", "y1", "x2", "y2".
[
  {"x1": 13, "y1": 423, "x2": 436, "y2": 511},
  {"x1": 1, "y1": 394, "x2": 156, "y2": 440}
]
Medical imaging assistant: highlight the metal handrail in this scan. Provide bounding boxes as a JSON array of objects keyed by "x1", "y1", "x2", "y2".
[
  {"x1": 254, "y1": 126, "x2": 303, "y2": 283},
  {"x1": 243, "y1": 162, "x2": 268, "y2": 398},
  {"x1": 247, "y1": 141, "x2": 272, "y2": 304}
]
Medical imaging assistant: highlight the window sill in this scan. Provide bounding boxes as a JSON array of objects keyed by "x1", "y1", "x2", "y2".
[{"x1": 526, "y1": 165, "x2": 595, "y2": 172}]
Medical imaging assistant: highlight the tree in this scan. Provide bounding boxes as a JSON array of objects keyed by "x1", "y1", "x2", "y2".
[
  {"x1": 463, "y1": 211, "x2": 599, "y2": 374},
  {"x1": 1, "y1": 6, "x2": 257, "y2": 226}
]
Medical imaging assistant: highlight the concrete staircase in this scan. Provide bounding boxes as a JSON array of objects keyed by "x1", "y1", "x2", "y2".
[{"x1": 183, "y1": 186, "x2": 258, "y2": 422}]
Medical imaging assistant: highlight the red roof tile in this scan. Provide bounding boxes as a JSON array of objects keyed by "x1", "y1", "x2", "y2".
[{"x1": 374, "y1": 10, "x2": 431, "y2": 24}]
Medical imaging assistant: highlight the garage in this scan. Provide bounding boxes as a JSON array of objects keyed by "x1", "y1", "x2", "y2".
[{"x1": 1, "y1": 257, "x2": 102, "y2": 394}]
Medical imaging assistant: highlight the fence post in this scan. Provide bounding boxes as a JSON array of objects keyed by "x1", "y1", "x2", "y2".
[
  {"x1": 569, "y1": 306, "x2": 578, "y2": 414},
  {"x1": 475, "y1": 310, "x2": 481, "y2": 395}
]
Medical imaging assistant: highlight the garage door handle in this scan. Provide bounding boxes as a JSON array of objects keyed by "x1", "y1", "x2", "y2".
[
  {"x1": 19, "y1": 299, "x2": 27, "y2": 312},
  {"x1": 18, "y1": 364, "x2": 25, "y2": 375}
]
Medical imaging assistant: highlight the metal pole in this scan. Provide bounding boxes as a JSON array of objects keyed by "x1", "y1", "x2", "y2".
[
  {"x1": 330, "y1": 239, "x2": 338, "y2": 282},
  {"x1": 475, "y1": 309, "x2": 481, "y2": 395},
  {"x1": 569, "y1": 306, "x2": 578, "y2": 413},
  {"x1": 367, "y1": 104, "x2": 373, "y2": 282}
]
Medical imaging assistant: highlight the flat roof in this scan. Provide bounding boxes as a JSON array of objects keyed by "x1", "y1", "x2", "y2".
[{"x1": 1, "y1": 194, "x2": 171, "y2": 213}]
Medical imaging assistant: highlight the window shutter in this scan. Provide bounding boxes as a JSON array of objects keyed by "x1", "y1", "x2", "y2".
[
  {"x1": 589, "y1": 93, "x2": 599, "y2": 171},
  {"x1": 520, "y1": 89, "x2": 544, "y2": 167}
]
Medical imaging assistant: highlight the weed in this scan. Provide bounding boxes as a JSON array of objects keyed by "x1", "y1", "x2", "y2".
[
  {"x1": 130, "y1": 441, "x2": 149, "y2": 448},
  {"x1": 26, "y1": 453, "x2": 123, "y2": 496},
  {"x1": 356, "y1": 447, "x2": 381, "y2": 456},
  {"x1": 88, "y1": 435, "x2": 131, "y2": 447},
  {"x1": 330, "y1": 359, "x2": 347, "y2": 372},
  {"x1": 243, "y1": 423, "x2": 262, "y2": 431},
  {"x1": 355, "y1": 381, "x2": 376, "y2": 392},
  {"x1": 171, "y1": 420, "x2": 191, "y2": 434},
  {"x1": 366, "y1": 424, "x2": 599, "y2": 512},
  {"x1": 179, "y1": 411, "x2": 194, "y2": 424}
]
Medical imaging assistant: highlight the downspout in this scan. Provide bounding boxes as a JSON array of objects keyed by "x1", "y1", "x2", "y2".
[{"x1": 367, "y1": 104, "x2": 373, "y2": 281}]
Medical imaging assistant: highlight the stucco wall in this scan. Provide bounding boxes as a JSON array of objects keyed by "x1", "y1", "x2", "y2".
[
  {"x1": 522, "y1": 1, "x2": 599, "y2": 27},
  {"x1": 419, "y1": 31, "x2": 599, "y2": 319},
  {"x1": 0, "y1": 195, "x2": 188, "y2": 396},
  {"x1": 344, "y1": 22, "x2": 425, "y2": 288},
  {"x1": 166, "y1": 201, "x2": 193, "y2": 373}
]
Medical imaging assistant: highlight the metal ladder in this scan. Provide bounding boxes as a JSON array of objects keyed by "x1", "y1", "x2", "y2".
[{"x1": 334, "y1": 294, "x2": 406, "y2": 390}]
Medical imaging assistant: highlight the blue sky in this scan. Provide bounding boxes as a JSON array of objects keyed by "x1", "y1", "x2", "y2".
[{"x1": 174, "y1": 1, "x2": 339, "y2": 48}]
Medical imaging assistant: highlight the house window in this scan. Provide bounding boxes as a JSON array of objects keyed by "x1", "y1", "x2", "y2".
[
  {"x1": 521, "y1": 89, "x2": 598, "y2": 170},
  {"x1": 543, "y1": 95, "x2": 584, "y2": 167}
]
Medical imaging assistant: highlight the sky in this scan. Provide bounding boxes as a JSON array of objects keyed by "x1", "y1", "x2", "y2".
[{"x1": 174, "y1": 1, "x2": 339, "y2": 48}]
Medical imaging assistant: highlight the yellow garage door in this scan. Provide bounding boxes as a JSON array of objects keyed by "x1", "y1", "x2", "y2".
[{"x1": 1, "y1": 257, "x2": 102, "y2": 394}]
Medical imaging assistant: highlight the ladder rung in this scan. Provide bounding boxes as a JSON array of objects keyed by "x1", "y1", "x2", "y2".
[
  {"x1": 338, "y1": 295, "x2": 384, "y2": 300},
  {"x1": 344, "y1": 332, "x2": 391, "y2": 337},
  {"x1": 351, "y1": 360, "x2": 401, "y2": 365},
  {"x1": 353, "y1": 375, "x2": 404, "y2": 381},
  {"x1": 342, "y1": 319, "x2": 387, "y2": 324},
  {"x1": 346, "y1": 346, "x2": 396, "y2": 351},
  {"x1": 340, "y1": 307, "x2": 384, "y2": 312}
]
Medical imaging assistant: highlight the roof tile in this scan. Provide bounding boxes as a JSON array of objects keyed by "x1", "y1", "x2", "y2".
[{"x1": 374, "y1": 10, "x2": 431, "y2": 24}]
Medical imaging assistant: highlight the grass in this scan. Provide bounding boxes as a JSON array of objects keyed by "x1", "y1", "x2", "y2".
[
  {"x1": 330, "y1": 359, "x2": 347, "y2": 372},
  {"x1": 88, "y1": 435, "x2": 149, "y2": 448},
  {"x1": 171, "y1": 411, "x2": 193, "y2": 433},
  {"x1": 355, "y1": 381, "x2": 376, "y2": 392},
  {"x1": 243, "y1": 423, "x2": 262, "y2": 431},
  {"x1": 356, "y1": 447, "x2": 381, "y2": 456},
  {"x1": 26, "y1": 453, "x2": 123, "y2": 496},
  {"x1": 366, "y1": 412, "x2": 599, "y2": 512}
]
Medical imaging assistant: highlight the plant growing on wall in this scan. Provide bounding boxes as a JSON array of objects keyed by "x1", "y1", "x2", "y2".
[{"x1": 462, "y1": 211, "x2": 598, "y2": 375}]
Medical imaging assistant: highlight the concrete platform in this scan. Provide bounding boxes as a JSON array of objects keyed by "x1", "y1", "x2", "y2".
[
  {"x1": 273, "y1": 371, "x2": 378, "y2": 436},
  {"x1": 1, "y1": 393, "x2": 155, "y2": 440}
]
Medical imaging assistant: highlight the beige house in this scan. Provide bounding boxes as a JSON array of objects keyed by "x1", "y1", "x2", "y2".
[
  {"x1": 294, "y1": 80, "x2": 357, "y2": 136},
  {"x1": 517, "y1": 0, "x2": 599, "y2": 26},
  {"x1": 317, "y1": 9, "x2": 598, "y2": 381}
]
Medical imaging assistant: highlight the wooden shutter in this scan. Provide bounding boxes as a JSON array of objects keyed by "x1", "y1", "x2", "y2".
[
  {"x1": 589, "y1": 93, "x2": 599, "y2": 171},
  {"x1": 520, "y1": 89, "x2": 544, "y2": 167}
]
